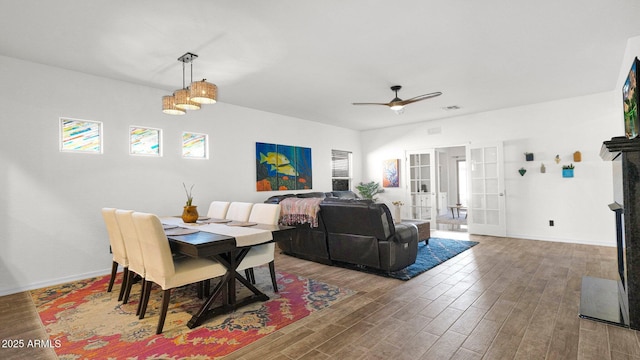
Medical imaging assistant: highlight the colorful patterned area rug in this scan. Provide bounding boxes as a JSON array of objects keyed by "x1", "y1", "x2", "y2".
[
  {"x1": 333, "y1": 237, "x2": 479, "y2": 281},
  {"x1": 31, "y1": 267, "x2": 354, "y2": 359}
]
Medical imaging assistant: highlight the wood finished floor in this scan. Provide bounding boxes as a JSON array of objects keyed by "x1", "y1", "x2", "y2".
[{"x1": 2, "y1": 230, "x2": 640, "y2": 359}]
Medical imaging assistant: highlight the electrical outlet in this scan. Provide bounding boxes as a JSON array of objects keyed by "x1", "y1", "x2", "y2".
[{"x1": 549, "y1": 220, "x2": 554, "y2": 226}]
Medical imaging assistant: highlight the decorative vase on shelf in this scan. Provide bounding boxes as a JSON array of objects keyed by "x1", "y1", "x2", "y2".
[
  {"x1": 394, "y1": 205, "x2": 402, "y2": 224},
  {"x1": 182, "y1": 205, "x2": 199, "y2": 223}
]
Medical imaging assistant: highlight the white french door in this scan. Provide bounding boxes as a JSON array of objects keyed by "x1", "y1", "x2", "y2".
[
  {"x1": 406, "y1": 149, "x2": 437, "y2": 227},
  {"x1": 466, "y1": 142, "x2": 506, "y2": 236}
]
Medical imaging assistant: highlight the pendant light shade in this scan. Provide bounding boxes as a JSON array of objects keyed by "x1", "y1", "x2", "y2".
[
  {"x1": 174, "y1": 88, "x2": 201, "y2": 110},
  {"x1": 162, "y1": 52, "x2": 217, "y2": 115},
  {"x1": 162, "y1": 95, "x2": 186, "y2": 115},
  {"x1": 190, "y1": 80, "x2": 218, "y2": 104}
]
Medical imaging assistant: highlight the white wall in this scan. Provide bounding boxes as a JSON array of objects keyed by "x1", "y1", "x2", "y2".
[
  {"x1": 0, "y1": 56, "x2": 361, "y2": 295},
  {"x1": 362, "y1": 91, "x2": 621, "y2": 246}
]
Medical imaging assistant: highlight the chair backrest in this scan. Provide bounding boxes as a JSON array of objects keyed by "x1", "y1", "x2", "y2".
[
  {"x1": 101, "y1": 208, "x2": 128, "y2": 266},
  {"x1": 132, "y1": 212, "x2": 175, "y2": 281},
  {"x1": 248, "y1": 203, "x2": 281, "y2": 225},
  {"x1": 225, "y1": 202, "x2": 254, "y2": 222},
  {"x1": 115, "y1": 209, "x2": 144, "y2": 276},
  {"x1": 207, "y1": 201, "x2": 231, "y2": 219}
]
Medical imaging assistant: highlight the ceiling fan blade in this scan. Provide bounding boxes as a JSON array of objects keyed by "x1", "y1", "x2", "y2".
[
  {"x1": 352, "y1": 102, "x2": 392, "y2": 106},
  {"x1": 398, "y1": 92, "x2": 442, "y2": 105}
]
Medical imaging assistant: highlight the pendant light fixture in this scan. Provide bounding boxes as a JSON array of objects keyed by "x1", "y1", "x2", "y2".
[
  {"x1": 162, "y1": 52, "x2": 217, "y2": 115},
  {"x1": 162, "y1": 95, "x2": 186, "y2": 115},
  {"x1": 190, "y1": 79, "x2": 217, "y2": 104}
]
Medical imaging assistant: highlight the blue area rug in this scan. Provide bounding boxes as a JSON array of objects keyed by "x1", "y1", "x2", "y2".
[{"x1": 335, "y1": 237, "x2": 479, "y2": 281}]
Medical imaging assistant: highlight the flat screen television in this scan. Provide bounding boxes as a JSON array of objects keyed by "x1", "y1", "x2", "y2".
[{"x1": 624, "y1": 57, "x2": 640, "y2": 139}]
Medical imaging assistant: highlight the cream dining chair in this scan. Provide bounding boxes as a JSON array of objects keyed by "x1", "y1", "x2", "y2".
[
  {"x1": 236, "y1": 203, "x2": 281, "y2": 293},
  {"x1": 206, "y1": 201, "x2": 230, "y2": 219},
  {"x1": 115, "y1": 209, "x2": 146, "y2": 314},
  {"x1": 225, "y1": 202, "x2": 254, "y2": 222},
  {"x1": 101, "y1": 208, "x2": 129, "y2": 301},
  {"x1": 132, "y1": 212, "x2": 227, "y2": 334}
]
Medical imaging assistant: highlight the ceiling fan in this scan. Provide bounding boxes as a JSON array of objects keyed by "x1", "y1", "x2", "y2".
[{"x1": 352, "y1": 85, "x2": 442, "y2": 114}]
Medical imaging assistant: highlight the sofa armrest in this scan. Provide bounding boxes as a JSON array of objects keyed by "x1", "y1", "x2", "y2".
[{"x1": 393, "y1": 223, "x2": 418, "y2": 244}]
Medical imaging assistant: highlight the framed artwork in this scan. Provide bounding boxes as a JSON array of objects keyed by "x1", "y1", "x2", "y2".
[
  {"x1": 383, "y1": 159, "x2": 400, "y2": 187},
  {"x1": 256, "y1": 142, "x2": 312, "y2": 191},
  {"x1": 624, "y1": 57, "x2": 639, "y2": 139},
  {"x1": 182, "y1": 132, "x2": 208, "y2": 159},
  {"x1": 129, "y1": 126, "x2": 162, "y2": 156},
  {"x1": 59, "y1": 117, "x2": 103, "y2": 154}
]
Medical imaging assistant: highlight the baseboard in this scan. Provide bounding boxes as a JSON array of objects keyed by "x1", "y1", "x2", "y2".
[
  {"x1": 0, "y1": 268, "x2": 113, "y2": 297},
  {"x1": 506, "y1": 233, "x2": 615, "y2": 247}
]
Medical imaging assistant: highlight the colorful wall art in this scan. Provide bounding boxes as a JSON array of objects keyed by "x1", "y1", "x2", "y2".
[
  {"x1": 130, "y1": 126, "x2": 161, "y2": 156},
  {"x1": 182, "y1": 132, "x2": 208, "y2": 159},
  {"x1": 256, "y1": 142, "x2": 312, "y2": 191},
  {"x1": 383, "y1": 159, "x2": 400, "y2": 187},
  {"x1": 59, "y1": 117, "x2": 102, "y2": 153},
  {"x1": 624, "y1": 57, "x2": 639, "y2": 139}
]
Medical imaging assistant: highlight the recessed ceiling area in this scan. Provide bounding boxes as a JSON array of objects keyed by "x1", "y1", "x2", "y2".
[{"x1": 1, "y1": 1, "x2": 639, "y2": 130}]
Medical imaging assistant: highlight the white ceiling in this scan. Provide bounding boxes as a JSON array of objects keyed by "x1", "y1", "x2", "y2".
[{"x1": 2, "y1": 0, "x2": 639, "y2": 130}]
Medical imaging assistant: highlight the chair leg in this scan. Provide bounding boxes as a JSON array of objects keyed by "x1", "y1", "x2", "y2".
[
  {"x1": 139, "y1": 280, "x2": 153, "y2": 320},
  {"x1": 118, "y1": 267, "x2": 129, "y2": 301},
  {"x1": 204, "y1": 279, "x2": 210, "y2": 297},
  {"x1": 136, "y1": 279, "x2": 146, "y2": 316},
  {"x1": 107, "y1": 261, "x2": 118, "y2": 292},
  {"x1": 156, "y1": 289, "x2": 171, "y2": 334},
  {"x1": 244, "y1": 269, "x2": 256, "y2": 284},
  {"x1": 122, "y1": 270, "x2": 136, "y2": 304},
  {"x1": 269, "y1": 261, "x2": 278, "y2": 293}
]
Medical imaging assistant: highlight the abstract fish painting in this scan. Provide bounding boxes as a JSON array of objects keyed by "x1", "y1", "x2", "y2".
[{"x1": 256, "y1": 142, "x2": 312, "y2": 191}]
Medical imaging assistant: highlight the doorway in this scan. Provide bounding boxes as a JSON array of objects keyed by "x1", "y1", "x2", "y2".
[
  {"x1": 406, "y1": 146, "x2": 468, "y2": 232},
  {"x1": 434, "y1": 146, "x2": 468, "y2": 232},
  {"x1": 406, "y1": 142, "x2": 506, "y2": 236}
]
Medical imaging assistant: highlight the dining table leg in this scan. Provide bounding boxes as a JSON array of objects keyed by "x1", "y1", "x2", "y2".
[{"x1": 186, "y1": 247, "x2": 270, "y2": 329}]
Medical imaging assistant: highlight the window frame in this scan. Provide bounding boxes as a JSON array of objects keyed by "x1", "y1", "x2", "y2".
[{"x1": 331, "y1": 149, "x2": 352, "y2": 191}]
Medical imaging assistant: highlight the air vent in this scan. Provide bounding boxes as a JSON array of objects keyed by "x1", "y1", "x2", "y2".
[{"x1": 442, "y1": 105, "x2": 461, "y2": 111}]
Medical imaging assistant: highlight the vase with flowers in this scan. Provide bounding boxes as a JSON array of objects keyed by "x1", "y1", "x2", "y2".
[
  {"x1": 392, "y1": 200, "x2": 404, "y2": 224},
  {"x1": 181, "y1": 183, "x2": 199, "y2": 223}
]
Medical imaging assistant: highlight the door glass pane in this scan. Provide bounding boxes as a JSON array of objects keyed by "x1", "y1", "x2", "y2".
[
  {"x1": 485, "y1": 147, "x2": 498, "y2": 162},
  {"x1": 472, "y1": 194, "x2": 485, "y2": 209},
  {"x1": 486, "y1": 194, "x2": 499, "y2": 209},
  {"x1": 472, "y1": 179, "x2": 484, "y2": 194},
  {"x1": 471, "y1": 149, "x2": 483, "y2": 162},
  {"x1": 485, "y1": 163, "x2": 498, "y2": 178},
  {"x1": 486, "y1": 179, "x2": 499, "y2": 193},
  {"x1": 473, "y1": 209, "x2": 485, "y2": 224},
  {"x1": 471, "y1": 163, "x2": 484, "y2": 178},
  {"x1": 421, "y1": 167, "x2": 430, "y2": 179},
  {"x1": 486, "y1": 210, "x2": 499, "y2": 225}
]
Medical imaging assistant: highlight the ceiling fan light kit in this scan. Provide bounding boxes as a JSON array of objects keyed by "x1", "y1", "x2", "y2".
[
  {"x1": 352, "y1": 85, "x2": 442, "y2": 114},
  {"x1": 162, "y1": 52, "x2": 218, "y2": 115}
]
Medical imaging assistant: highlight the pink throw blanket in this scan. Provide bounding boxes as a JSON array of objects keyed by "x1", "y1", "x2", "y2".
[{"x1": 279, "y1": 197, "x2": 324, "y2": 228}]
